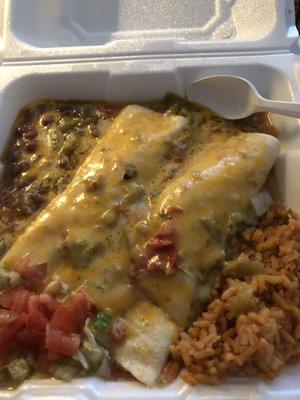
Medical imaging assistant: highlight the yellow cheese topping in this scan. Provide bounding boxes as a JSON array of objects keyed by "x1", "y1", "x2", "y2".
[
  {"x1": 2, "y1": 105, "x2": 186, "y2": 314},
  {"x1": 151, "y1": 132, "x2": 280, "y2": 273},
  {"x1": 1, "y1": 106, "x2": 280, "y2": 323}
]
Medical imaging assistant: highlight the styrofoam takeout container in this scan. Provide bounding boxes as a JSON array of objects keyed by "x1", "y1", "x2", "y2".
[{"x1": 0, "y1": 0, "x2": 299, "y2": 398}]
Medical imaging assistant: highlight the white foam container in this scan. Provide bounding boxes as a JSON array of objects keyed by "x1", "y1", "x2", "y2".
[{"x1": 0, "y1": 0, "x2": 300, "y2": 398}]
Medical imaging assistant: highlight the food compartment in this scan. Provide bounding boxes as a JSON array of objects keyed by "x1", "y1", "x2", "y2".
[
  {"x1": 0, "y1": 0, "x2": 299, "y2": 398},
  {"x1": 0, "y1": 60, "x2": 294, "y2": 135},
  {"x1": 0, "y1": 55, "x2": 299, "y2": 400},
  {"x1": 3, "y1": 0, "x2": 297, "y2": 61},
  {"x1": 9, "y1": 0, "x2": 278, "y2": 48},
  {"x1": 10, "y1": 0, "x2": 230, "y2": 47},
  {"x1": 0, "y1": 58, "x2": 299, "y2": 216}
]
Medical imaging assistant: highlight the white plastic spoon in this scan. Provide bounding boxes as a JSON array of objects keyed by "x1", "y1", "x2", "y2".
[{"x1": 187, "y1": 75, "x2": 300, "y2": 120}]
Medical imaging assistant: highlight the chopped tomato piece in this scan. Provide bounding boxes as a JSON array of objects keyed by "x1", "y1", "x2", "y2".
[
  {"x1": 27, "y1": 295, "x2": 42, "y2": 314},
  {"x1": 27, "y1": 294, "x2": 58, "y2": 319},
  {"x1": 0, "y1": 286, "x2": 32, "y2": 311},
  {"x1": 49, "y1": 292, "x2": 89, "y2": 336},
  {"x1": 64, "y1": 292, "x2": 90, "y2": 332},
  {"x1": 134, "y1": 221, "x2": 178, "y2": 277},
  {"x1": 45, "y1": 324, "x2": 80, "y2": 357},
  {"x1": 11, "y1": 290, "x2": 32, "y2": 313},
  {"x1": 39, "y1": 294, "x2": 60, "y2": 314},
  {"x1": 14, "y1": 255, "x2": 47, "y2": 286},
  {"x1": 50, "y1": 306, "x2": 77, "y2": 335},
  {"x1": 26, "y1": 311, "x2": 48, "y2": 339},
  {"x1": 44, "y1": 299, "x2": 60, "y2": 314},
  {"x1": 0, "y1": 286, "x2": 22, "y2": 309},
  {"x1": 46, "y1": 350, "x2": 62, "y2": 362},
  {"x1": 19, "y1": 263, "x2": 47, "y2": 286},
  {"x1": 0, "y1": 309, "x2": 25, "y2": 348},
  {"x1": 16, "y1": 328, "x2": 37, "y2": 348},
  {"x1": 0, "y1": 288, "x2": 89, "y2": 362}
]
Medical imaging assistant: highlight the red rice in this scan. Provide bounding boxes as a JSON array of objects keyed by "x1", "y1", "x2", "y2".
[{"x1": 171, "y1": 204, "x2": 300, "y2": 384}]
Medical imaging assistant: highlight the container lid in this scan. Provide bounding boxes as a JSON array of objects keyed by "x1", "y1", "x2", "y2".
[{"x1": 1, "y1": 0, "x2": 299, "y2": 63}]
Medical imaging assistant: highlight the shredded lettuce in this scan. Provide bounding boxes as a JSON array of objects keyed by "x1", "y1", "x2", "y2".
[
  {"x1": 81, "y1": 319, "x2": 112, "y2": 376},
  {"x1": 73, "y1": 349, "x2": 89, "y2": 370},
  {"x1": 96, "y1": 355, "x2": 111, "y2": 379},
  {"x1": 82, "y1": 339, "x2": 104, "y2": 366},
  {"x1": 51, "y1": 364, "x2": 79, "y2": 382},
  {"x1": 84, "y1": 319, "x2": 99, "y2": 347}
]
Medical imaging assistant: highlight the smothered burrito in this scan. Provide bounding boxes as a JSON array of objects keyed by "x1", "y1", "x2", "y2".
[{"x1": 0, "y1": 95, "x2": 298, "y2": 388}]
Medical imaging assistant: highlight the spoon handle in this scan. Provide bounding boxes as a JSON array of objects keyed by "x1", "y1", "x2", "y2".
[{"x1": 256, "y1": 98, "x2": 300, "y2": 119}]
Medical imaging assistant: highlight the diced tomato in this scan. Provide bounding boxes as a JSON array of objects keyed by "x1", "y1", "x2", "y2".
[
  {"x1": 14, "y1": 255, "x2": 47, "y2": 286},
  {"x1": 24, "y1": 262, "x2": 47, "y2": 285},
  {"x1": 16, "y1": 327, "x2": 37, "y2": 348},
  {"x1": 39, "y1": 294, "x2": 60, "y2": 314},
  {"x1": 46, "y1": 350, "x2": 62, "y2": 362},
  {"x1": 0, "y1": 309, "x2": 25, "y2": 349},
  {"x1": 0, "y1": 288, "x2": 89, "y2": 363},
  {"x1": 45, "y1": 324, "x2": 80, "y2": 357},
  {"x1": 21, "y1": 264, "x2": 47, "y2": 286},
  {"x1": 0, "y1": 286, "x2": 23, "y2": 309},
  {"x1": 50, "y1": 306, "x2": 77, "y2": 335},
  {"x1": 11, "y1": 290, "x2": 32, "y2": 313},
  {"x1": 50, "y1": 292, "x2": 90, "y2": 336},
  {"x1": 26, "y1": 311, "x2": 48, "y2": 339},
  {"x1": 134, "y1": 221, "x2": 178, "y2": 277},
  {"x1": 44, "y1": 299, "x2": 60, "y2": 314},
  {"x1": 0, "y1": 286, "x2": 32, "y2": 311},
  {"x1": 28, "y1": 294, "x2": 46, "y2": 314},
  {"x1": 64, "y1": 292, "x2": 90, "y2": 332}
]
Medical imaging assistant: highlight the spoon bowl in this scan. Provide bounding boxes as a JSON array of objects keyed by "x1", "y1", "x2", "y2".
[{"x1": 187, "y1": 75, "x2": 300, "y2": 120}]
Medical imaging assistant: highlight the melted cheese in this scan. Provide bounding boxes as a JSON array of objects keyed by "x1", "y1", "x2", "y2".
[
  {"x1": 151, "y1": 132, "x2": 280, "y2": 274},
  {"x1": 2, "y1": 105, "x2": 185, "y2": 314},
  {"x1": 138, "y1": 270, "x2": 196, "y2": 327},
  {"x1": 135, "y1": 133, "x2": 279, "y2": 328}
]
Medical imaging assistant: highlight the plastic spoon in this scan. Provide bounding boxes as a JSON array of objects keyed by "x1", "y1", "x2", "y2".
[{"x1": 186, "y1": 75, "x2": 300, "y2": 120}]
